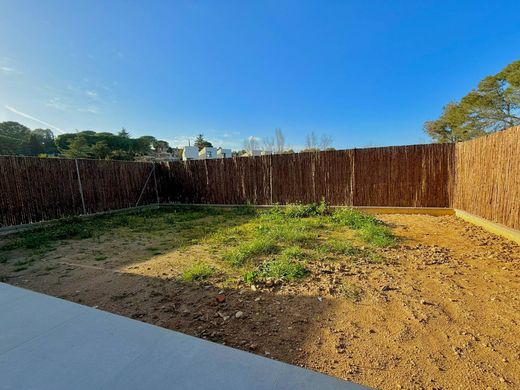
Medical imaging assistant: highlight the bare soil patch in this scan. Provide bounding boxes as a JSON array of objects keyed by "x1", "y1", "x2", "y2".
[{"x1": 1, "y1": 207, "x2": 519, "y2": 389}]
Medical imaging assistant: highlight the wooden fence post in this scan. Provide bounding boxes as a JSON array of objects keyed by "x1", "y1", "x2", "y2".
[
  {"x1": 135, "y1": 164, "x2": 155, "y2": 207},
  {"x1": 153, "y1": 163, "x2": 160, "y2": 204},
  {"x1": 75, "y1": 159, "x2": 87, "y2": 215}
]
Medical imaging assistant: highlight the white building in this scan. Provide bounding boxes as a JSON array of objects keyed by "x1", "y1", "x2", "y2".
[
  {"x1": 217, "y1": 147, "x2": 232, "y2": 158},
  {"x1": 199, "y1": 146, "x2": 218, "y2": 159},
  {"x1": 182, "y1": 146, "x2": 199, "y2": 161}
]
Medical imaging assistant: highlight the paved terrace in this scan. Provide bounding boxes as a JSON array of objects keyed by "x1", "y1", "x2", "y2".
[{"x1": 0, "y1": 283, "x2": 369, "y2": 390}]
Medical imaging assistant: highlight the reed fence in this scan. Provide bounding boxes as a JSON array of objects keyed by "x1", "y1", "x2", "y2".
[
  {"x1": 159, "y1": 144, "x2": 455, "y2": 208},
  {"x1": 454, "y1": 126, "x2": 520, "y2": 230},
  {"x1": 0, "y1": 157, "x2": 157, "y2": 226},
  {"x1": 0, "y1": 128, "x2": 518, "y2": 231}
]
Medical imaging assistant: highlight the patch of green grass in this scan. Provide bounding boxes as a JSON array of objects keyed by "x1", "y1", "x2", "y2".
[
  {"x1": 207, "y1": 225, "x2": 244, "y2": 246},
  {"x1": 318, "y1": 239, "x2": 359, "y2": 256},
  {"x1": 339, "y1": 282, "x2": 363, "y2": 301},
  {"x1": 330, "y1": 208, "x2": 396, "y2": 247},
  {"x1": 268, "y1": 201, "x2": 330, "y2": 219},
  {"x1": 331, "y1": 208, "x2": 379, "y2": 229},
  {"x1": 12, "y1": 258, "x2": 34, "y2": 272},
  {"x1": 181, "y1": 262, "x2": 215, "y2": 282},
  {"x1": 223, "y1": 237, "x2": 278, "y2": 267},
  {"x1": 0, "y1": 254, "x2": 7, "y2": 264},
  {"x1": 94, "y1": 255, "x2": 108, "y2": 262},
  {"x1": 244, "y1": 257, "x2": 308, "y2": 283},
  {"x1": 280, "y1": 246, "x2": 305, "y2": 260},
  {"x1": 358, "y1": 224, "x2": 396, "y2": 247},
  {"x1": 263, "y1": 223, "x2": 316, "y2": 244},
  {"x1": 234, "y1": 203, "x2": 257, "y2": 216}
]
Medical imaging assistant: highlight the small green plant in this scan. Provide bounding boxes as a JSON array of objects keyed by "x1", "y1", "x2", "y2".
[
  {"x1": 94, "y1": 255, "x2": 108, "y2": 262},
  {"x1": 181, "y1": 262, "x2": 214, "y2": 282},
  {"x1": 339, "y1": 282, "x2": 363, "y2": 301},
  {"x1": 244, "y1": 257, "x2": 308, "y2": 283},
  {"x1": 283, "y1": 201, "x2": 330, "y2": 218},
  {"x1": 261, "y1": 258, "x2": 308, "y2": 279}
]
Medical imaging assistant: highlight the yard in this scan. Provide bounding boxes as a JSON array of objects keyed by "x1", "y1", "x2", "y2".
[{"x1": 1, "y1": 204, "x2": 519, "y2": 389}]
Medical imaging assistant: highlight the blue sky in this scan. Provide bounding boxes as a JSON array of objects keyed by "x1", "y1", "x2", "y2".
[{"x1": 0, "y1": 0, "x2": 519, "y2": 151}]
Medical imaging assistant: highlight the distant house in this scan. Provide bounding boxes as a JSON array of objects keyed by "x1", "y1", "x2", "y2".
[
  {"x1": 241, "y1": 149, "x2": 263, "y2": 157},
  {"x1": 182, "y1": 146, "x2": 199, "y2": 161},
  {"x1": 217, "y1": 147, "x2": 232, "y2": 158},
  {"x1": 199, "y1": 146, "x2": 217, "y2": 159}
]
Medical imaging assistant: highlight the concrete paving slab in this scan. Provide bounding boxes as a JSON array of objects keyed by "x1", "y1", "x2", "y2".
[{"x1": 0, "y1": 283, "x2": 371, "y2": 390}]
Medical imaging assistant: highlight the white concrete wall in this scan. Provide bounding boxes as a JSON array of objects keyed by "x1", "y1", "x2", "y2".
[
  {"x1": 182, "y1": 146, "x2": 199, "y2": 161},
  {"x1": 217, "y1": 148, "x2": 232, "y2": 158},
  {"x1": 199, "y1": 147, "x2": 218, "y2": 159}
]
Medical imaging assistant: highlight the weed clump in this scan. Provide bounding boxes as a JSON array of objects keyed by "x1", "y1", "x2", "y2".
[
  {"x1": 339, "y1": 282, "x2": 363, "y2": 301},
  {"x1": 181, "y1": 262, "x2": 215, "y2": 282},
  {"x1": 331, "y1": 208, "x2": 396, "y2": 247},
  {"x1": 244, "y1": 257, "x2": 308, "y2": 283},
  {"x1": 269, "y1": 201, "x2": 330, "y2": 218}
]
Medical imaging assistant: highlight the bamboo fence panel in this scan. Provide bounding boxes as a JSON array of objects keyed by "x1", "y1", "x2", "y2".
[
  {"x1": 353, "y1": 144, "x2": 455, "y2": 207},
  {"x1": 454, "y1": 126, "x2": 520, "y2": 230},
  {"x1": 76, "y1": 159, "x2": 157, "y2": 213},
  {"x1": 159, "y1": 144, "x2": 453, "y2": 208},
  {"x1": 0, "y1": 157, "x2": 157, "y2": 226},
  {"x1": 0, "y1": 156, "x2": 82, "y2": 226}
]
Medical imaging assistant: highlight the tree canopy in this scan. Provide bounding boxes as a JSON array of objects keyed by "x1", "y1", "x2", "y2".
[
  {"x1": 0, "y1": 121, "x2": 171, "y2": 160},
  {"x1": 0, "y1": 122, "x2": 57, "y2": 156},
  {"x1": 425, "y1": 60, "x2": 520, "y2": 142},
  {"x1": 194, "y1": 134, "x2": 213, "y2": 150}
]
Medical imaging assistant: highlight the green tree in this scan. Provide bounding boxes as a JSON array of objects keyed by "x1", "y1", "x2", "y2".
[
  {"x1": 109, "y1": 149, "x2": 133, "y2": 160},
  {"x1": 194, "y1": 134, "x2": 212, "y2": 150},
  {"x1": 30, "y1": 129, "x2": 57, "y2": 155},
  {"x1": 62, "y1": 135, "x2": 91, "y2": 158},
  {"x1": 118, "y1": 127, "x2": 130, "y2": 138},
  {"x1": 425, "y1": 60, "x2": 520, "y2": 142},
  {"x1": 90, "y1": 141, "x2": 111, "y2": 159},
  {"x1": 0, "y1": 121, "x2": 31, "y2": 155},
  {"x1": 153, "y1": 140, "x2": 169, "y2": 153},
  {"x1": 135, "y1": 136, "x2": 156, "y2": 155}
]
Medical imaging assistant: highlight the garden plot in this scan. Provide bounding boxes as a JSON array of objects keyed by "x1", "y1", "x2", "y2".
[{"x1": 1, "y1": 205, "x2": 519, "y2": 390}]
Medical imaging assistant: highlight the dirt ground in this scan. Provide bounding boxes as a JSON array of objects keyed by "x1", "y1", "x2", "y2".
[{"x1": 1, "y1": 213, "x2": 519, "y2": 390}]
